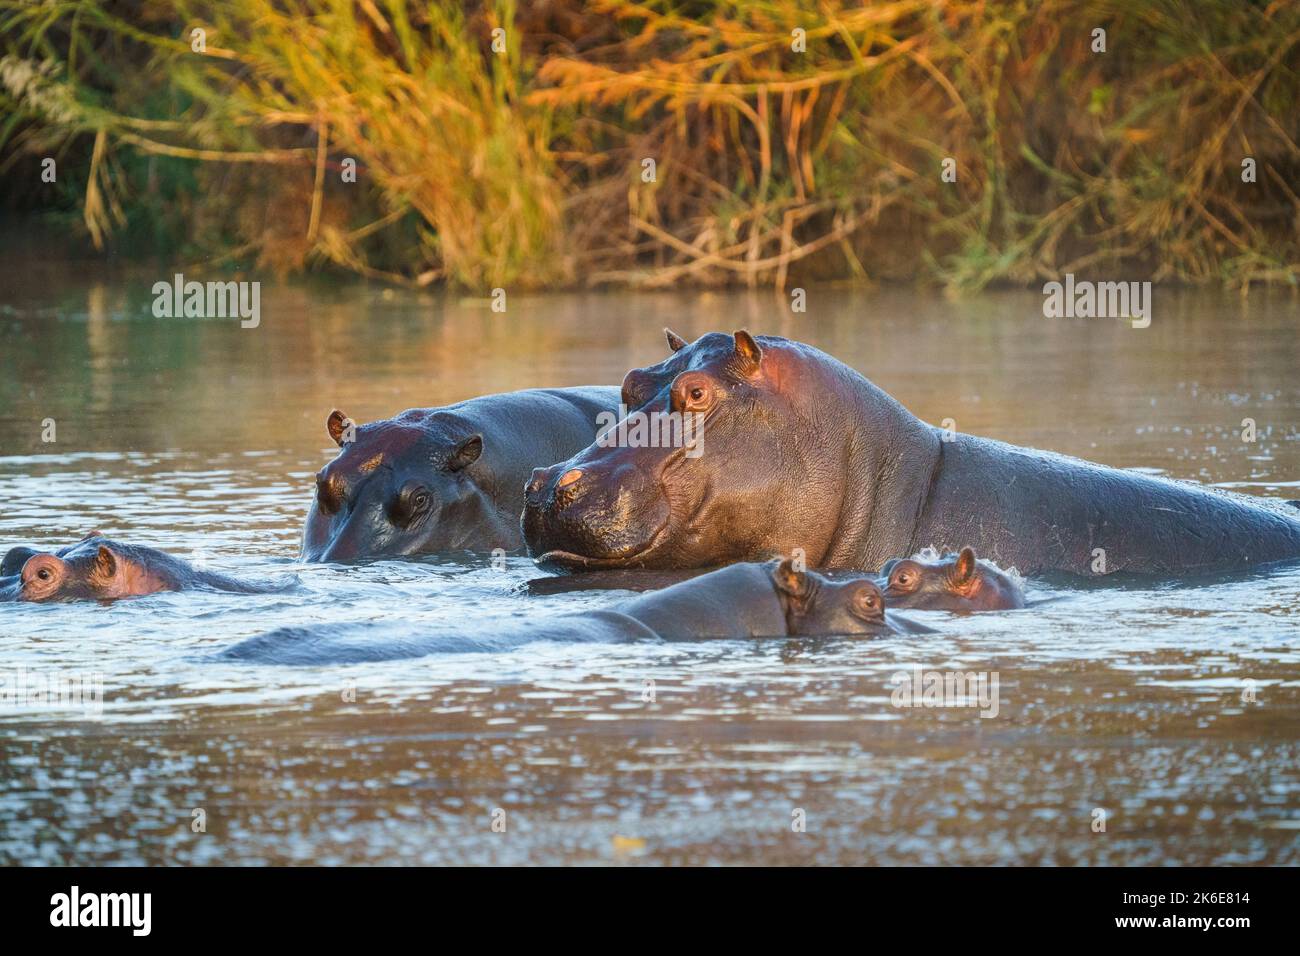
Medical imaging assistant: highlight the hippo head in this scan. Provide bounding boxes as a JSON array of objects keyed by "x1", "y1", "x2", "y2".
[
  {"x1": 5, "y1": 539, "x2": 157, "y2": 602},
  {"x1": 523, "y1": 329, "x2": 848, "y2": 569},
  {"x1": 302, "y1": 409, "x2": 492, "y2": 562},
  {"x1": 768, "y1": 558, "x2": 891, "y2": 636},
  {"x1": 880, "y1": 546, "x2": 1025, "y2": 611}
]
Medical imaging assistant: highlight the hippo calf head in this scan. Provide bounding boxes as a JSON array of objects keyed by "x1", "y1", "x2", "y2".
[
  {"x1": 523, "y1": 329, "x2": 844, "y2": 570},
  {"x1": 768, "y1": 558, "x2": 891, "y2": 636},
  {"x1": 1, "y1": 538, "x2": 166, "y2": 602},
  {"x1": 880, "y1": 546, "x2": 1025, "y2": 611},
  {"x1": 302, "y1": 409, "x2": 493, "y2": 562}
]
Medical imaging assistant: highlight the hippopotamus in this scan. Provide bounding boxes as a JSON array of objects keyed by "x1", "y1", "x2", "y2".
[
  {"x1": 0, "y1": 535, "x2": 286, "y2": 602},
  {"x1": 217, "y1": 558, "x2": 930, "y2": 664},
  {"x1": 302, "y1": 387, "x2": 620, "y2": 562},
  {"x1": 522, "y1": 329, "x2": 1300, "y2": 578},
  {"x1": 880, "y1": 547, "x2": 1025, "y2": 611}
]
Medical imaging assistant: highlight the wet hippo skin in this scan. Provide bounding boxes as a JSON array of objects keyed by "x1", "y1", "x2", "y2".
[
  {"x1": 302, "y1": 387, "x2": 621, "y2": 562},
  {"x1": 217, "y1": 560, "x2": 930, "y2": 664},
  {"x1": 522, "y1": 330, "x2": 1300, "y2": 577},
  {"x1": 0, "y1": 535, "x2": 288, "y2": 602}
]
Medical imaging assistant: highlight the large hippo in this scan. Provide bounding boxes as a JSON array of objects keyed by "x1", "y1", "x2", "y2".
[
  {"x1": 217, "y1": 559, "x2": 930, "y2": 664},
  {"x1": 302, "y1": 387, "x2": 620, "y2": 562},
  {"x1": 522, "y1": 330, "x2": 1300, "y2": 577},
  {"x1": 0, "y1": 535, "x2": 287, "y2": 602}
]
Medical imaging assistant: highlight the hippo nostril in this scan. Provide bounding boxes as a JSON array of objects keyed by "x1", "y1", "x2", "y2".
[
  {"x1": 525, "y1": 467, "x2": 553, "y2": 506},
  {"x1": 558, "y1": 469, "x2": 583, "y2": 489}
]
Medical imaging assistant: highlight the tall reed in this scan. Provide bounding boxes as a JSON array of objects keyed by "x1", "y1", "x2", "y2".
[{"x1": 2, "y1": 0, "x2": 1296, "y2": 290}]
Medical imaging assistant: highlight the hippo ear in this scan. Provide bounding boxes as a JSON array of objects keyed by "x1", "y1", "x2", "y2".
[
  {"x1": 953, "y1": 546, "x2": 977, "y2": 585},
  {"x1": 327, "y1": 409, "x2": 356, "y2": 447},
  {"x1": 664, "y1": 328, "x2": 688, "y2": 352},
  {"x1": 446, "y1": 434, "x2": 483, "y2": 472},
  {"x1": 772, "y1": 557, "x2": 810, "y2": 600},
  {"x1": 733, "y1": 330, "x2": 762, "y2": 370},
  {"x1": 92, "y1": 545, "x2": 118, "y2": 581}
]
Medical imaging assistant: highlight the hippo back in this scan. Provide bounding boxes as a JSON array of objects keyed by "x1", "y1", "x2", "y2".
[
  {"x1": 610, "y1": 562, "x2": 789, "y2": 638},
  {"x1": 435, "y1": 386, "x2": 622, "y2": 513},
  {"x1": 918, "y1": 433, "x2": 1300, "y2": 576}
]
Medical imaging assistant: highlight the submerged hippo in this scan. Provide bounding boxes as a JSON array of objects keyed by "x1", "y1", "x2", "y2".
[
  {"x1": 0, "y1": 535, "x2": 286, "y2": 602},
  {"x1": 880, "y1": 547, "x2": 1025, "y2": 611},
  {"x1": 523, "y1": 330, "x2": 1300, "y2": 577},
  {"x1": 302, "y1": 387, "x2": 620, "y2": 562},
  {"x1": 217, "y1": 559, "x2": 930, "y2": 664}
]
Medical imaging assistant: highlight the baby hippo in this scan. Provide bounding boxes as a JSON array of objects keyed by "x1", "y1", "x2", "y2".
[
  {"x1": 0, "y1": 535, "x2": 284, "y2": 603},
  {"x1": 220, "y1": 558, "x2": 930, "y2": 665},
  {"x1": 879, "y1": 546, "x2": 1024, "y2": 611}
]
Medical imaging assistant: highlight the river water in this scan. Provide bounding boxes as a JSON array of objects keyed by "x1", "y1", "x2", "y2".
[{"x1": 1, "y1": 258, "x2": 1297, "y2": 864}]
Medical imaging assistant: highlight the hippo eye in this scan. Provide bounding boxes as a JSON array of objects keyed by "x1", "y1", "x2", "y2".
[
  {"x1": 37, "y1": 568, "x2": 51, "y2": 582},
  {"x1": 392, "y1": 483, "x2": 433, "y2": 526},
  {"x1": 673, "y1": 373, "x2": 716, "y2": 414},
  {"x1": 891, "y1": 569, "x2": 916, "y2": 589},
  {"x1": 852, "y1": 587, "x2": 882, "y2": 617},
  {"x1": 684, "y1": 386, "x2": 712, "y2": 412}
]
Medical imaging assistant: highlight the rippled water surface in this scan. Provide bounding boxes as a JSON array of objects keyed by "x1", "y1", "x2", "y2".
[{"x1": 1, "y1": 255, "x2": 1298, "y2": 864}]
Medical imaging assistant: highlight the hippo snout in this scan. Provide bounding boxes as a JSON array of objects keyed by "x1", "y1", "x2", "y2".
[{"x1": 522, "y1": 455, "x2": 671, "y2": 568}]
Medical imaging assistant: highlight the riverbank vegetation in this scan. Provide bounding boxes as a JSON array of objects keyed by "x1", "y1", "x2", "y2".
[{"x1": 1, "y1": 1, "x2": 1297, "y2": 291}]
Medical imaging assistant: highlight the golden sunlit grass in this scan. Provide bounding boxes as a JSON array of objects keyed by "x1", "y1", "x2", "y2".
[{"x1": 1, "y1": 0, "x2": 1296, "y2": 291}]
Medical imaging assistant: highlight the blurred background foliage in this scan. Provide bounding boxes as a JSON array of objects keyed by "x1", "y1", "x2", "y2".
[{"x1": 1, "y1": 0, "x2": 1297, "y2": 291}]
